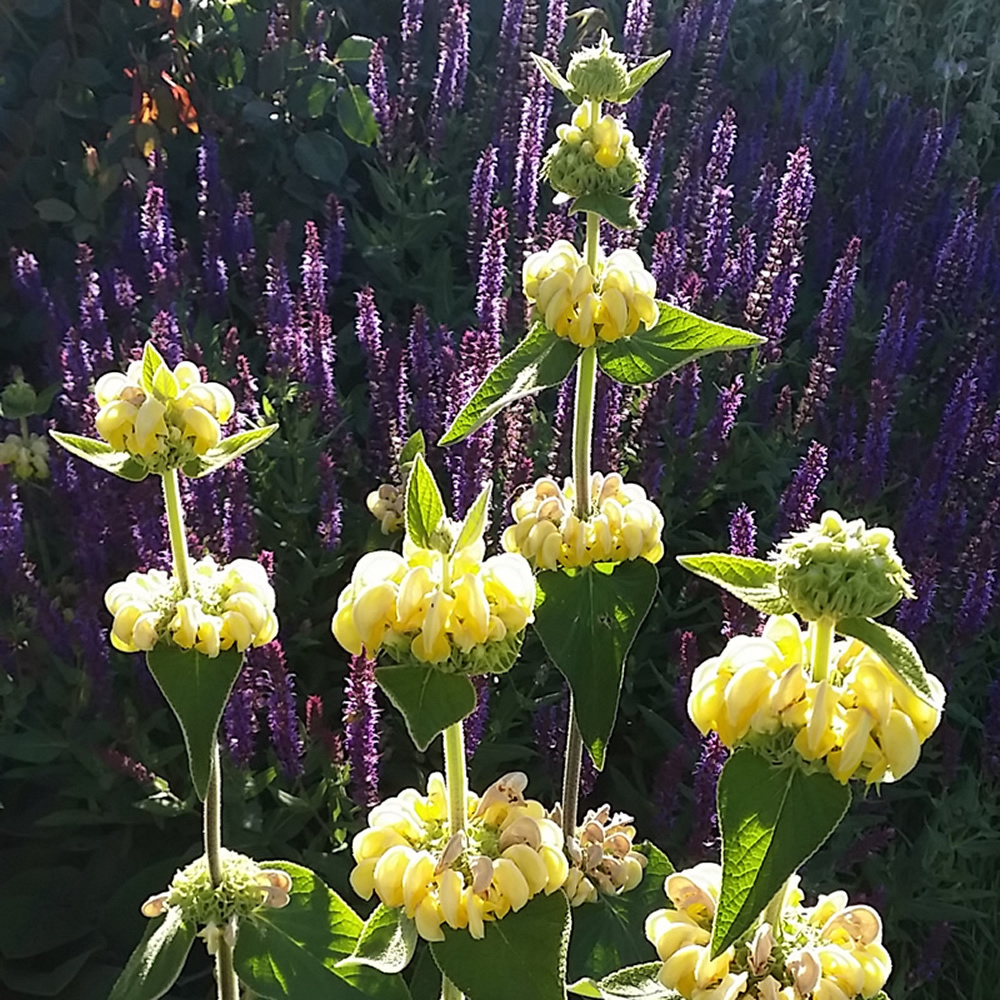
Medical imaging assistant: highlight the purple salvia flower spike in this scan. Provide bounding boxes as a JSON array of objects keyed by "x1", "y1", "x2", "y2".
[
  {"x1": 343, "y1": 654, "x2": 381, "y2": 808},
  {"x1": 777, "y1": 440, "x2": 828, "y2": 535}
]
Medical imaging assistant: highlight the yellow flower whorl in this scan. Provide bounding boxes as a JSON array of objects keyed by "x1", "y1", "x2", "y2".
[
  {"x1": 104, "y1": 555, "x2": 278, "y2": 656},
  {"x1": 645, "y1": 867, "x2": 892, "y2": 1000},
  {"x1": 522, "y1": 240, "x2": 658, "y2": 347},
  {"x1": 0, "y1": 432, "x2": 50, "y2": 480},
  {"x1": 502, "y1": 472, "x2": 664, "y2": 569},
  {"x1": 331, "y1": 539, "x2": 536, "y2": 672},
  {"x1": 94, "y1": 351, "x2": 235, "y2": 472},
  {"x1": 563, "y1": 803, "x2": 647, "y2": 907},
  {"x1": 687, "y1": 615, "x2": 944, "y2": 784},
  {"x1": 349, "y1": 772, "x2": 569, "y2": 941}
]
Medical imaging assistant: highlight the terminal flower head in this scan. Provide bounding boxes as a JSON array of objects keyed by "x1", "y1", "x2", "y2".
[
  {"x1": 523, "y1": 241, "x2": 658, "y2": 347},
  {"x1": 687, "y1": 614, "x2": 944, "y2": 784},
  {"x1": 565, "y1": 30, "x2": 630, "y2": 102},
  {"x1": 503, "y1": 472, "x2": 664, "y2": 569},
  {"x1": 367, "y1": 483, "x2": 404, "y2": 534},
  {"x1": 646, "y1": 866, "x2": 892, "y2": 1000},
  {"x1": 92, "y1": 341, "x2": 235, "y2": 474},
  {"x1": 348, "y1": 772, "x2": 569, "y2": 941},
  {"x1": 773, "y1": 510, "x2": 914, "y2": 622},
  {"x1": 105, "y1": 555, "x2": 278, "y2": 656}
]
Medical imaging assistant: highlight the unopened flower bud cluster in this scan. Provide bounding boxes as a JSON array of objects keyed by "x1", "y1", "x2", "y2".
[
  {"x1": 523, "y1": 241, "x2": 658, "y2": 347},
  {"x1": 773, "y1": 511, "x2": 914, "y2": 622},
  {"x1": 688, "y1": 615, "x2": 943, "y2": 784},
  {"x1": 332, "y1": 539, "x2": 536, "y2": 673},
  {"x1": 503, "y1": 472, "x2": 664, "y2": 569},
  {"x1": 646, "y1": 865, "x2": 892, "y2": 1000},
  {"x1": 141, "y1": 850, "x2": 291, "y2": 953},
  {"x1": 94, "y1": 353, "x2": 235, "y2": 473},
  {"x1": 0, "y1": 432, "x2": 49, "y2": 480},
  {"x1": 559, "y1": 803, "x2": 647, "y2": 906},
  {"x1": 106, "y1": 555, "x2": 278, "y2": 656},
  {"x1": 544, "y1": 102, "x2": 643, "y2": 198},
  {"x1": 367, "y1": 483, "x2": 404, "y2": 534},
  {"x1": 349, "y1": 772, "x2": 569, "y2": 941}
]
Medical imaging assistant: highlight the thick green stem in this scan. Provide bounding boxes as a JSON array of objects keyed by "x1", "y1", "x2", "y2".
[
  {"x1": 18, "y1": 416, "x2": 29, "y2": 440},
  {"x1": 441, "y1": 723, "x2": 467, "y2": 1000},
  {"x1": 204, "y1": 742, "x2": 238, "y2": 1000},
  {"x1": 810, "y1": 617, "x2": 836, "y2": 681},
  {"x1": 162, "y1": 467, "x2": 191, "y2": 594},
  {"x1": 217, "y1": 938, "x2": 239, "y2": 1000},
  {"x1": 561, "y1": 205, "x2": 603, "y2": 840}
]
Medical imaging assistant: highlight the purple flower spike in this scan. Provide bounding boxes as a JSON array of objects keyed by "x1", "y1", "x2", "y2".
[
  {"x1": 688, "y1": 733, "x2": 728, "y2": 853},
  {"x1": 428, "y1": 0, "x2": 470, "y2": 152},
  {"x1": 723, "y1": 503, "x2": 760, "y2": 638},
  {"x1": 256, "y1": 642, "x2": 304, "y2": 779},
  {"x1": 368, "y1": 38, "x2": 394, "y2": 148},
  {"x1": 464, "y1": 676, "x2": 491, "y2": 757},
  {"x1": 777, "y1": 441, "x2": 828, "y2": 535},
  {"x1": 343, "y1": 654, "x2": 381, "y2": 808},
  {"x1": 317, "y1": 453, "x2": 343, "y2": 551},
  {"x1": 469, "y1": 145, "x2": 499, "y2": 274},
  {"x1": 476, "y1": 206, "x2": 508, "y2": 337},
  {"x1": 356, "y1": 287, "x2": 401, "y2": 477}
]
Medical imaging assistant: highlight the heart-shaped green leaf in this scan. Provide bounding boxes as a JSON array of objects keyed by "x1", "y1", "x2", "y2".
[
  {"x1": 440, "y1": 323, "x2": 581, "y2": 446},
  {"x1": 713, "y1": 750, "x2": 851, "y2": 957},
  {"x1": 145, "y1": 646, "x2": 244, "y2": 800},
  {"x1": 430, "y1": 890, "x2": 571, "y2": 1000},
  {"x1": 533, "y1": 562, "x2": 658, "y2": 769},
  {"x1": 235, "y1": 861, "x2": 410, "y2": 999},
  {"x1": 108, "y1": 908, "x2": 195, "y2": 1000},
  {"x1": 676, "y1": 553, "x2": 793, "y2": 615},
  {"x1": 597, "y1": 303, "x2": 765, "y2": 386},
  {"x1": 837, "y1": 617, "x2": 941, "y2": 706},
  {"x1": 374, "y1": 664, "x2": 477, "y2": 752},
  {"x1": 337, "y1": 904, "x2": 418, "y2": 975}
]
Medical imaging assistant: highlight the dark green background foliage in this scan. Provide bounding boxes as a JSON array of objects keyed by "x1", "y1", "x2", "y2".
[{"x1": 1, "y1": 0, "x2": 999, "y2": 998}]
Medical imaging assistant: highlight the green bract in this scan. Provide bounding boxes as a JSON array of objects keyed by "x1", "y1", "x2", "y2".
[
  {"x1": 542, "y1": 137, "x2": 644, "y2": 198},
  {"x1": 773, "y1": 510, "x2": 914, "y2": 621},
  {"x1": 165, "y1": 850, "x2": 279, "y2": 926}
]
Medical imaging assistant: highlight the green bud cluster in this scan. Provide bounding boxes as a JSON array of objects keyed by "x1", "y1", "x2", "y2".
[
  {"x1": 542, "y1": 137, "x2": 643, "y2": 198},
  {"x1": 566, "y1": 31, "x2": 630, "y2": 102},
  {"x1": 165, "y1": 850, "x2": 279, "y2": 926},
  {"x1": 385, "y1": 630, "x2": 524, "y2": 676},
  {"x1": 1, "y1": 372, "x2": 38, "y2": 419},
  {"x1": 773, "y1": 510, "x2": 914, "y2": 622}
]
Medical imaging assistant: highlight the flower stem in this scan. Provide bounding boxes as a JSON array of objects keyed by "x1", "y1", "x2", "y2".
[
  {"x1": 162, "y1": 467, "x2": 191, "y2": 594},
  {"x1": 205, "y1": 741, "x2": 239, "y2": 1000},
  {"x1": 561, "y1": 204, "x2": 603, "y2": 841},
  {"x1": 810, "y1": 616, "x2": 836, "y2": 681},
  {"x1": 441, "y1": 722, "x2": 467, "y2": 1000}
]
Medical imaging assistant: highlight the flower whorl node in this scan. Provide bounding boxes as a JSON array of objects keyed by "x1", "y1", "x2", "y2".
[{"x1": 566, "y1": 31, "x2": 630, "y2": 102}]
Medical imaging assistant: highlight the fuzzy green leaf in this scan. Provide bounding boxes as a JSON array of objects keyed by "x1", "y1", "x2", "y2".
[
  {"x1": 439, "y1": 323, "x2": 580, "y2": 446},
  {"x1": 597, "y1": 302, "x2": 765, "y2": 386},
  {"x1": 374, "y1": 664, "x2": 477, "y2": 752},
  {"x1": 569, "y1": 193, "x2": 638, "y2": 230},
  {"x1": 533, "y1": 562, "x2": 658, "y2": 770},
  {"x1": 235, "y1": 862, "x2": 409, "y2": 999},
  {"x1": 430, "y1": 891, "x2": 571, "y2": 1000},
  {"x1": 676, "y1": 553, "x2": 793, "y2": 615},
  {"x1": 452, "y1": 482, "x2": 493, "y2": 554},
  {"x1": 338, "y1": 904, "x2": 418, "y2": 975},
  {"x1": 405, "y1": 453, "x2": 446, "y2": 548},
  {"x1": 189, "y1": 424, "x2": 278, "y2": 477},
  {"x1": 108, "y1": 908, "x2": 195, "y2": 1000},
  {"x1": 141, "y1": 342, "x2": 165, "y2": 394},
  {"x1": 617, "y1": 51, "x2": 671, "y2": 102},
  {"x1": 530, "y1": 53, "x2": 581, "y2": 102},
  {"x1": 837, "y1": 617, "x2": 941, "y2": 706},
  {"x1": 399, "y1": 430, "x2": 426, "y2": 467},
  {"x1": 338, "y1": 84, "x2": 379, "y2": 146},
  {"x1": 569, "y1": 964, "x2": 680, "y2": 999},
  {"x1": 48, "y1": 430, "x2": 150, "y2": 481},
  {"x1": 713, "y1": 750, "x2": 851, "y2": 957},
  {"x1": 145, "y1": 647, "x2": 244, "y2": 800}
]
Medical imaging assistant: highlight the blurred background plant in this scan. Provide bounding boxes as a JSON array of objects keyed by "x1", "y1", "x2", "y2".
[{"x1": 1, "y1": 0, "x2": 999, "y2": 997}]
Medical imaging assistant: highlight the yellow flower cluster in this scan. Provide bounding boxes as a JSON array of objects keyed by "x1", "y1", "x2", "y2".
[
  {"x1": 105, "y1": 555, "x2": 278, "y2": 656},
  {"x1": 366, "y1": 483, "x2": 404, "y2": 534},
  {"x1": 560, "y1": 803, "x2": 647, "y2": 906},
  {"x1": 349, "y1": 772, "x2": 569, "y2": 941},
  {"x1": 94, "y1": 350, "x2": 234, "y2": 469},
  {"x1": 688, "y1": 615, "x2": 944, "y2": 784},
  {"x1": 0, "y1": 432, "x2": 49, "y2": 480},
  {"x1": 646, "y1": 866, "x2": 892, "y2": 1000},
  {"x1": 502, "y1": 472, "x2": 664, "y2": 569},
  {"x1": 522, "y1": 240, "x2": 658, "y2": 346},
  {"x1": 557, "y1": 103, "x2": 634, "y2": 169},
  {"x1": 331, "y1": 540, "x2": 536, "y2": 671}
]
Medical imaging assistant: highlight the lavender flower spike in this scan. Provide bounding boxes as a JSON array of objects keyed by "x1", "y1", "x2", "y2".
[
  {"x1": 777, "y1": 441, "x2": 828, "y2": 535},
  {"x1": 343, "y1": 654, "x2": 381, "y2": 808}
]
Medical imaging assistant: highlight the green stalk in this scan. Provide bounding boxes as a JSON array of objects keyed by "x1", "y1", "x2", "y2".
[
  {"x1": 810, "y1": 616, "x2": 836, "y2": 681},
  {"x1": 561, "y1": 196, "x2": 603, "y2": 841},
  {"x1": 162, "y1": 467, "x2": 191, "y2": 594},
  {"x1": 441, "y1": 722, "x2": 467, "y2": 1000},
  {"x1": 761, "y1": 878, "x2": 788, "y2": 941}
]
